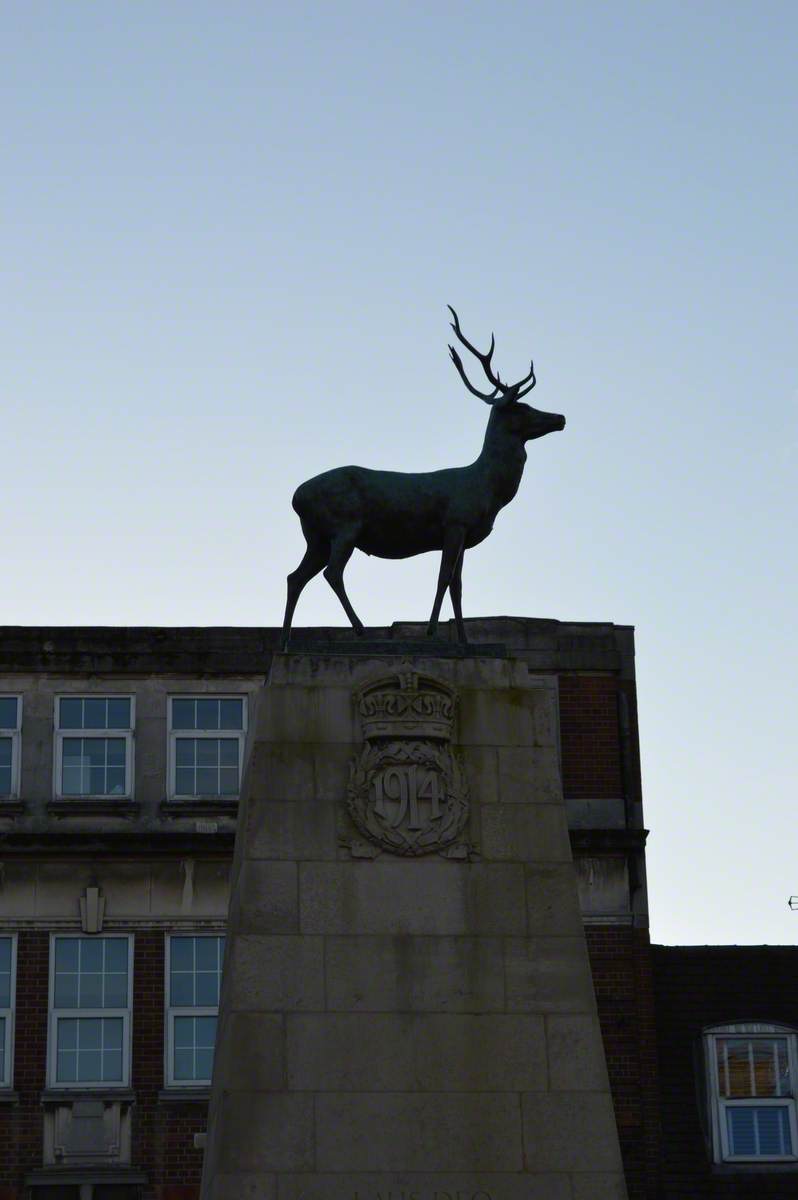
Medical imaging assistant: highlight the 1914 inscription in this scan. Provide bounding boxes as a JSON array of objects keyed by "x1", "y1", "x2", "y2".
[{"x1": 347, "y1": 668, "x2": 469, "y2": 856}]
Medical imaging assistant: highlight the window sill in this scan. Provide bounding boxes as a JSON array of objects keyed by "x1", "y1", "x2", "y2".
[
  {"x1": 40, "y1": 1088, "x2": 136, "y2": 1105},
  {"x1": 157, "y1": 1086, "x2": 211, "y2": 1104},
  {"x1": 47, "y1": 799, "x2": 141, "y2": 818},
  {"x1": 27, "y1": 1168, "x2": 148, "y2": 1186},
  {"x1": 713, "y1": 1161, "x2": 798, "y2": 1173},
  {"x1": 160, "y1": 798, "x2": 238, "y2": 818},
  {"x1": 0, "y1": 1090, "x2": 19, "y2": 1104},
  {"x1": 0, "y1": 801, "x2": 24, "y2": 816}
]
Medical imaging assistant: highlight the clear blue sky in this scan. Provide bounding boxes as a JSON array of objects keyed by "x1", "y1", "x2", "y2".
[{"x1": 2, "y1": 2, "x2": 796, "y2": 945}]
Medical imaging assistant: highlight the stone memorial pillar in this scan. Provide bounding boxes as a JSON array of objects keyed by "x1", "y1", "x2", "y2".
[{"x1": 201, "y1": 651, "x2": 627, "y2": 1200}]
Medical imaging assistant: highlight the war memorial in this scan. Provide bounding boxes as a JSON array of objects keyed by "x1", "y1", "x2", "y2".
[{"x1": 200, "y1": 312, "x2": 626, "y2": 1198}]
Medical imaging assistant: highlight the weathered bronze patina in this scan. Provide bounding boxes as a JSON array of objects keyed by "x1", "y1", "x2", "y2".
[{"x1": 281, "y1": 307, "x2": 565, "y2": 648}]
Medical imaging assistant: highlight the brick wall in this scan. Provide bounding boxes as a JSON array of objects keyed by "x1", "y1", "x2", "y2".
[
  {"x1": 653, "y1": 945, "x2": 798, "y2": 1199},
  {"x1": 131, "y1": 932, "x2": 206, "y2": 1200},
  {"x1": 559, "y1": 673, "x2": 624, "y2": 798},
  {"x1": 0, "y1": 931, "x2": 48, "y2": 1195},
  {"x1": 587, "y1": 925, "x2": 661, "y2": 1200}
]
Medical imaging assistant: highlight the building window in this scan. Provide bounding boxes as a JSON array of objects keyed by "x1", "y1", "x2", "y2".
[
  {"x1": 0, "y1": 696, "x2": 21, "y2": 799},
  {"x1": 48, "y1": 935, "x2": 132, "y2": 1088},
  {"x1": 705, "y1": 1023, "x2": 798, "y2": 1162},
  {"x1": 165, "y1": 934, "x2": 225, "y2": 1086},
  {"x1": 54, "y1": 697, "x2": 134, "y2": 799},
  {"x1": 168, "y1": 697, "x2": 246, "y2": 799},
  {"x1": 0, "y1": 935, "x2": 16, "y2": 1088}
]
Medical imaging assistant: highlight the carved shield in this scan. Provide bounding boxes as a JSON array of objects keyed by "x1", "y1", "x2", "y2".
[{"x1": 347, "y1": 668, "x2": 469, "y2": 856}]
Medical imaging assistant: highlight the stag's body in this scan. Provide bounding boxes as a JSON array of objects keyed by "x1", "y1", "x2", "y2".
[{"x1": 281, "y1": 309, "x2": 565, "y2": 648}]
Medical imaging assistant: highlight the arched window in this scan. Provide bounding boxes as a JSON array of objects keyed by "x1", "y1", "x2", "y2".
[{"x1": 704, "y1": 1023, "x2": 798, "y2": 1163}]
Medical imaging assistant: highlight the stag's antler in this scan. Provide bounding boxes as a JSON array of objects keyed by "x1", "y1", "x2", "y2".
[{"x1": 447, "y1": 305, "x2": 536, "y2": 403}]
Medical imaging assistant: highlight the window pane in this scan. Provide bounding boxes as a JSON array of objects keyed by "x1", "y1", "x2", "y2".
[
  {"x1": 174, "y1": 1047, "x2": 194, "y2": 1080},
  {"x1": 0, "y1": 939, "x2": 10, "y2": 1008},
  {"x1": 0, "y1": 741, "x2": 11, "y2": 795},
  {"x1": 752, "y1": 1040, "x2": 788, "y2": 1097},
  {"x1": 174, "y1": 1016, "x2": 195, "y2": 1048},
  {"x1": 55, "y1": 938, "x2": 80, "y2": 971},
  {"x1": 89, "y1": 766, "x2": 107, "y2": 795},
  {"x1": 219, "y1": 739, "x2": 239, "y2": 766},
  {"x1": 83, "y1": 698, "x2": 107, "y2": 730},
  {"x1": 58, "y1": 1019, "x2": 78, "y2": 1050},
  {"x1": 172, "y1": 699, "x2": 196, "y2": 730},
  {"x1": 79, "y1": 1018, "x2": 102, "y2": 1049},
  {"x1": 219, "y1": 699, "x2": 243, "y2": 730},
  {"x1": 107, "y1": 698, "x2": 131, "y2": 729},
  {"x1": 723, "y1": 1039, "x2": 753, "y2": 1097},
  {"x1": 195, "y1": 699, "x2": 220, "y2": 730},
  {"x1": 727, "y1": 1105, "x2": 792, "y2": 1156},
  {"x1": 196, "y1": 1015, "x2": 217, "y2": 1047},
  {"x1": 175, "y1": 739, "x2": 195, "y2": 767},
  {"x1": 54, "y1": 972, "x2": 79, "y2": 1008},
  {"x1": 171, "y1": 973, "x2": 194, "y2": 1006},
  {"x1": 104, "y1": 973, "x2": 128, "y2": 1008},
  {"x1": 85, "y1": 740, "x2": 106, "y2": 766},
  {"x1": 62, "y1": 740, "x2": 85, "y2": 795},
  {"x1": 77, "y1": 1049, "x2": 102, "y2": 1081},
  {"x1": 196, "y1": 767, "x2": 218, "y2": 794},
  {"x1": 219, "y1": 767, "x2": 239, "y2": 795},
  {"x1": 59, "y1": 698, "x2": 83, "y2": 729},
  {"x1": 0, "y1": 1017, "x2": 5, "y2": 1081},
  {"x1": 61, "y1": 766, "x2": 83, "y2": 796},
  {"x1": 758, "y1": 1106, "x2": 792, "y2": 1155},
  {"x1": 195, "y1": 938, "x2": 220, "y2": 970},
  {"x1": 103, "y1": 1018, "x2": 123, "y2": 1049},
  {"x1": 105, "y1": 939, "x2": 128, "y2": 973},
  {"x1": 103, "y1": 1048, "x2": 123, "y2": 1081},
  {"x1": 80, "y1": 973, "x2": 103, "y2": 1008},
  {"x1": 80, "y1": 940, "x2": 103, "y2": 972},
  {"x1": 57, "y1": 1050, "x2": 78, "y2": 1082},
  {"x1": 195, "y1": 972, "x2": 218, "y2": 1006},
  {"x1": 170, "y1": 938, "x2": 194, "y2": 972},
  {"x1": 0, "y1": 699, "x2": 18, "y2": 729},
  {"x1": 107, "y1": 739, "x2": 126, "y2": 767},
  {"x1": 195, "y1": 1048, "x2": 214, "y2": 1081},
  {"x1": 106, "y1": 767, "x2": 126, "y2": 795},
  {"x1": 197, "y1": 740, "x2": 218, "y2": 767},
  {"x1": 175, "y1": 768, "x2": 194, "y2": 795}
]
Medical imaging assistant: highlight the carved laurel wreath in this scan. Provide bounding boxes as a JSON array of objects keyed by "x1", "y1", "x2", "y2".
[{"x1": 347, "y1": 739, "x2": 469, "y2": 856}]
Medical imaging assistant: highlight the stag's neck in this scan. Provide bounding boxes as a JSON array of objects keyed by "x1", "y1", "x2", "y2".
[{"x1": 475, "y1": 417, "x2": 527, "y2": 508}]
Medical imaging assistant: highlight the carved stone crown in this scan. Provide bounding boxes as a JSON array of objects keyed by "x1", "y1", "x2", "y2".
[{"x1": 357, "y1": 668, "x2": 456, "y2": 741}]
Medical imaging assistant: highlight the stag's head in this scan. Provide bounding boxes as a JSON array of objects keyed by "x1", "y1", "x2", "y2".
[{"x1": 447, "y1": 306, "x2": 565, "y2": 442}]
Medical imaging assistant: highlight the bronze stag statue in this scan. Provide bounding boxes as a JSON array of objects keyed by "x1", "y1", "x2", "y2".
[{"x1": 280, "y1": 307, "x2": 565, "y2": 648}]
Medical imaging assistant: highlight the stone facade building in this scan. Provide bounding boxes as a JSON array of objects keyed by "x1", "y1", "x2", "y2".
[{"x1": 0, "y1": 620, "x2": 793, "y2": 1199}]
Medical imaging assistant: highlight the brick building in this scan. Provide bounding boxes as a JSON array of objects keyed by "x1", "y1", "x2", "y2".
[{"x1": 0, "y1": 619, "x2": 792, "y2": 1198}]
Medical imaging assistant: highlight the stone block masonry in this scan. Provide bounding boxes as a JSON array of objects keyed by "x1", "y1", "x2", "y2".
[{"x1": 201, "y1": 652, "x2": 627, "y2": 1200}]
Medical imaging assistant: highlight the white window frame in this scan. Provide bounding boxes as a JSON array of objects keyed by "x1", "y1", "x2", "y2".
[
  {"x1": 164, "y1": 933, "x2": 225, "y2": 1088},
  {"x1": 47, "y1": 933, "x2": 134, "y2": 1090},
  {"x1": 0, "y1": 695, "x2": 22, "y2": 801},
  {"x1": 167, "y1": 695, "x2": 247, "y2": 801},
  {"x1": 53, "y1": 695, "x2": 135, "y2": 800},
  {"x1": 705, "y1": 1022, "x2": 798, "y2": 1163},
  {"x1": 0, "y1": 934, "x2": 17, "y2": 1089}
]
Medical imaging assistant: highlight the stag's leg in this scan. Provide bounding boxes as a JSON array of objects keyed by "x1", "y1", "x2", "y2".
[
  {"x1": 280, "y1": 533, "x2": 329, "y2": 650},
  {"x1": 449, "y1": 547, "x2": 468, "y2": 644},
  {"x1": 427, "y1": 526, "x2": 466, "y2": 638},
  {"x1": 324, "y1": 530, "x2": 365, "y2": 637}
]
